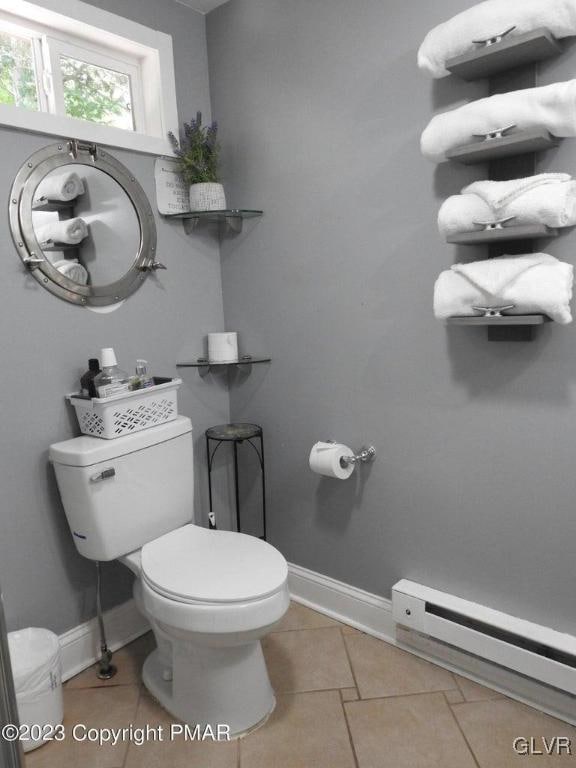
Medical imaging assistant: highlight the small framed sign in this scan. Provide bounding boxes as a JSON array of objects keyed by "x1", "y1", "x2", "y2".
[{"x1": 154, "y1": 157, "x2": 190, "y2": 215}]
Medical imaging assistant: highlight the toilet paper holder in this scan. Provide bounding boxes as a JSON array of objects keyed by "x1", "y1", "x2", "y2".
[{"x1": 326, "y1": 442, "x2": 377, "y2": 467}]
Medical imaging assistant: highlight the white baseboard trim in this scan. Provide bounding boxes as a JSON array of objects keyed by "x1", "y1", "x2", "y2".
[
  {"x1": 287, "y1": 563, "x2": 576, "y2": 726},
  {"x1": 59, "y1": 599, "x2": 150, "y2": 682}
]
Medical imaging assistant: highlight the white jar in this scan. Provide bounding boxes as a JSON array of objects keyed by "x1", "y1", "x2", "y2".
[{"x1": 189, "y1": 183, "x2": 226, "y2": 212}]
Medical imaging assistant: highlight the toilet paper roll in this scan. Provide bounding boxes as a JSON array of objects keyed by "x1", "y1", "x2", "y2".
[
  {"x1": 309, "y1": 442, "x2": 355, "y2": 480},
  {"x1": 208, "y1": 332, "x2": 238, "y2": 363}
]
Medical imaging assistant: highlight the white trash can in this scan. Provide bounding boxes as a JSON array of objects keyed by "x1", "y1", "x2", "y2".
[{"x1": 8, "y1": 628, "x2": 64, "y2": 753}]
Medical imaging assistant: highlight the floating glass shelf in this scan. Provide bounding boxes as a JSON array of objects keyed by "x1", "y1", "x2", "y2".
[
  {"x1": 446, "y1": 224, "x2": 558, "y2": 245},
  {"x1": 177, "y1": 355, "x2": 271, "y2": 376},
  {"x1": 446, "y1": 28, "x2": 562, "y2": 81},
  {"x1": 164, "y1": 209, "x2": 263, "y2": 233}
]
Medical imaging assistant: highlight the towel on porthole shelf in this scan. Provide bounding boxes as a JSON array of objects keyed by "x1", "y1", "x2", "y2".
[
  {"x1": 418, "y1": 0, "x2": 576, "y2": 79},
  {"x1": 35, "y1": 171, "x2": 85, "y2": 203},
  {"x1": 433, "y1": 253, "x2": 574, "y2": 324},
  {"x1": 421, "y1": 80, "x2": 576, "y2": 162},
  {"x1": 35, "y1": 217, "x2": 89, "y2": 246},
  {"x1": 438, "y1": 175, "x2": 576, "y2": 236}
]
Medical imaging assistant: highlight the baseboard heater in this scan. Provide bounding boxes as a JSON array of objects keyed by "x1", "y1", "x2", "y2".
[{"x1": 392, "y1": 580, "x2": 576, "y2": 695}]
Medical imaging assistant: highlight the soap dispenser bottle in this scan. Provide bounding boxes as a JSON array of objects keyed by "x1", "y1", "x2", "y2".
[
  {"x1": 80, "y1": 358, "x2": 100, "y2": 398},
  {"x1": 93, "y1": 348, "x2": 131, "y2": 397}
]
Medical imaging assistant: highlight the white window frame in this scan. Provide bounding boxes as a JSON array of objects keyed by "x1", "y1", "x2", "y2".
[{"x1": 0, "y1": 0, "x2": 178, "y2": 155}]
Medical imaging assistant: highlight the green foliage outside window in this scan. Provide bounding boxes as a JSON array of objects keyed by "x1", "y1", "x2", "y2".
[
  {"x1": 0, "y1": 32, "x2": 39, "y2": 111},
  {"x1": 60, "y1": 56, "x2": 134, "y2": 130}
]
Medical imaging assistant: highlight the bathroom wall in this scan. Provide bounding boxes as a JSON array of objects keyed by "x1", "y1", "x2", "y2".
[
  {"x1": 0, "y1": 0, "x2": 230, "y2": 634},
  {"x1": 208, "y1": 0, "x2": 576, "y2": 635}
]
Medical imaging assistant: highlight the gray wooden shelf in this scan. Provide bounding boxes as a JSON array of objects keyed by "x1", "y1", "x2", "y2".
[
  {"x1": 446, "y1": 315, "x2": 549, "y2": 327},
  {"x1": 447, "y1": 314, "x2": 551, "y2": 341},
  {"x1": 446, "y1": 130, "x2": 560, "y2": 165},
  {"x1": 446, "y1": 224, "x2": 558, "y2": 245},
  {"x1": 446, "y1": 28, "x2": 562, "y2": 81}
]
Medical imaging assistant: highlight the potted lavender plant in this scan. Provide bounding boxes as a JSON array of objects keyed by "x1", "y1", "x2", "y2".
[{"x1": 168, "y1": 112, "x2": 226, "y2": 212}]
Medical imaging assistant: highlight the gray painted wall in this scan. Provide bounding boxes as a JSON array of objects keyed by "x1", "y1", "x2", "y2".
[
  {"x1": 207, "y1": 0, "x2": 576, "y2": 634},
  {"x1": 0, "y1": 0, "x2": 230, "y2": 634}
]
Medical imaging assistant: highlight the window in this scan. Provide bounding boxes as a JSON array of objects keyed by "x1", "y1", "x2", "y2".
[{"x1": 0, "y1": 0, "x2": 178, "y2": 155}]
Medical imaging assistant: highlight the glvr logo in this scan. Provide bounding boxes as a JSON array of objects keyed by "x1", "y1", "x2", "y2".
[{"x1": 513, "y1": 737, "x2": 572, "y2": 756}]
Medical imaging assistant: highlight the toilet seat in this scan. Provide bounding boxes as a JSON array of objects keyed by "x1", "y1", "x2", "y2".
[{"x1": 141, "y1": 524, "x2": 288, "y2": 605}]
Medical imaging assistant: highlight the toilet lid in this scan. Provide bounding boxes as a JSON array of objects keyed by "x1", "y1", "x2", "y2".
[{"x1": 141, "y1": 525, "x2": 288, "y2": 604}]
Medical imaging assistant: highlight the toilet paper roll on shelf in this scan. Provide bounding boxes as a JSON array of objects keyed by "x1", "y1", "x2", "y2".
[
  {"x1": 309, "y1": 442, "x2": 376, "y2": 480},
  {"x1": 208, "y1": 332, "x2": 238, "y2": 363}
]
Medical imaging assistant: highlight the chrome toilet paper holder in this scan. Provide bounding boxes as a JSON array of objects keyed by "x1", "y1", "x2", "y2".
[{"x1": 326, "y1": 442, "x2": 376, "y2": 467}]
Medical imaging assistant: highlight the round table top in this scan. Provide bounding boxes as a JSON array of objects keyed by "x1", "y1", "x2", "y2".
[{"x1": 205, "y1": 423, "x2": 262, "y2": 441}]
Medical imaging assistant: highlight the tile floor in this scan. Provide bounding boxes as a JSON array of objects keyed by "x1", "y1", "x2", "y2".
[{"x1": 25, "y1": 602, "x2": 576, "y2": 767}]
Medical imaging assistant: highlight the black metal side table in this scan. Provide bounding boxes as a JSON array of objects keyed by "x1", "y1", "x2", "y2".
[{"x1": 205, "y1": 423, "x2": 267, "y2": 540}]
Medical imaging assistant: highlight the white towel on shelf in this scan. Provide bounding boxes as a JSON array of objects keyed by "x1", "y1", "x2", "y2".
[
  {"x1": 434, "y1": 253, "x2": 574, "y2": 324},
  {"x1": 53, "y1": 259, "x2": 88, "y2": 285},
  {"x1": 35, "y1": 217, "x2": 89, "y2": 246},
  {"x1": 35, "y1": 171, "x2": 85, "y2": 203},
  {"x1": 438, "y1": 177, "x2": 576, "y2": 235},
  {"x1": 463, "y1": 173, "x2": 571, "y2": 209},
  {"x1": 421, "y1": 80, "x2": 576, "y2": 162},
  {"x1": 418, "y1": 0, "x2": 576, "y2": 79}
]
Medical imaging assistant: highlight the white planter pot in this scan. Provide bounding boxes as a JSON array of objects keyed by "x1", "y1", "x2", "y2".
[{"x1": 189, "y1": 183, "x2": 226, "y2": 212}]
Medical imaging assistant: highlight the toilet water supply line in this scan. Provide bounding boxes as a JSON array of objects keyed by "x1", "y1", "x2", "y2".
[
  {"x1": 95, "y1": 562, "x2": 117, "y2": 680},
  {"x1": 0, "y1": 588, "x2": 24, "y2": 768}
]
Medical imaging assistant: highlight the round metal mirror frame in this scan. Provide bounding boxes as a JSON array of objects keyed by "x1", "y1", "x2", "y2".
[{"x1": 9, "y1": 140, "x2": 157, "y2": 307}]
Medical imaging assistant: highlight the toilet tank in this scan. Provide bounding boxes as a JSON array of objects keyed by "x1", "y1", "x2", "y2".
[{"x1": 49, "y1": 416, "x2": 194, "y2": 561}]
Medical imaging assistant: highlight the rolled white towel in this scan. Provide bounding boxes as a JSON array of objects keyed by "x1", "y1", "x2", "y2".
[
  {"x1": 53, "y1": 259, "x2": 88, "y2": 285},
  {"x1": 421, "y1": 80, "x2": 576, "y2": 162},
  {"x1": 434, "y1": 253, "x2": 574, "y2": 324},
  {"x1": 438, "y1": 177, "x2": 576, "y2": 236},
  {"x1": 418, "y1": 0, "x2": 576, "y2": 79},
  {"x1": 438, "y1": 194, "x2": 493, "y2": 237},
  {"x1": 35, "y1": 171, "x2": 85, "y2": 203},
  {"x1": 35, "y1": 217, "x2": 88, "y2": 246}
]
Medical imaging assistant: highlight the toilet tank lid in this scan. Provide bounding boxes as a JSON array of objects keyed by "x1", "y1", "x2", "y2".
[{"x1": 49, "y1": 416, "x2": 192, "y2": 467}]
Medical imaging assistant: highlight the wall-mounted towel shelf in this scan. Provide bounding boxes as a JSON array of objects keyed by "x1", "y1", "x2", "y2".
[
  {"x1": 446, "y1": 224, "x2": 558, "y2": 245},
  {"x1": 176, "y1": 355, "x2": 271, "y2": 378},
  {"x1": 32, "y1": 199, "x2": 76, "y2": 213},
  {"x1": 164, "y1": 209, "x2": 263, "y2": 234},
  {"x1": 447, "y1": 314, "x2": 551, "y2": 341},
  {"x1": 446, "y1": 130, "x2": 560, "y2": 165},
  {"x1": 446, "y1": 28, "x2": 562, "y2": 81}
]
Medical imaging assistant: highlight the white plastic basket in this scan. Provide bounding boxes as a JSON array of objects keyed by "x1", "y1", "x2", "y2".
[{"x1": 67, "y1": 378, "x2": 181, "y2": 439}]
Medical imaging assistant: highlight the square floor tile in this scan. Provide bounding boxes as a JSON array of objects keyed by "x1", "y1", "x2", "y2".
[
  {"x1": 263, "y1": 627, "x2": 354, "y2": 693},
  {"x1": 66, "y1": 633, "x2": 155, "y2": 690},
  {"x1": 26, "y1": 685, "x2": 140, "y2": 768},
  {"x1": 124, "y1": 689, "x2": 238, "y2": 768},
  {"x1": 344, "y1": 634, "x2": 457, "y2": 699},
  {"x1": 454, "y1": 674, "x2": 504, "y2": 702},
  {"x1": 273, "y1": 602, "x2": 342, "y2": 632},
  {"x1": 341, "y1": 687, "x2": 359, "y2": 703},
  {"x1": 453, "y1": 698, "x2": 576, "y2": 767},
  {"x1": 240, "y1": 691, "x2": 355, "y2": 768},
  {"x1": 444, "y1": 688, "x2": 465, "y2": 705},
  {"x1": 346, "y1": 692, "x2": 477, "y2": 768}
]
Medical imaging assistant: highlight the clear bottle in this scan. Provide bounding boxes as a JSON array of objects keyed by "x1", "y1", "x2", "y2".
[
  {"x1": 136, "y1": 359, "x2": 154, "y2": 388},
  {"x1": 93, "y1": 348, "x2": 131, "y2": 398}
]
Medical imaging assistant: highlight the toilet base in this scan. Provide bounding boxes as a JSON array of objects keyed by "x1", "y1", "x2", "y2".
[{"x1": 142, "y1": 639, "x2": 276, "y2": 737}]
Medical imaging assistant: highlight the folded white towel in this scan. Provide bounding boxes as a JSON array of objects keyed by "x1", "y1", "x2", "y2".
[
  {"x1": 35, "y1": 217, "x2": 89, "y2": 246},
  {"x1": 421, "y1": 80, "x2": 576, "y2": 162},
  {"x1": 35, "y1": 171, "x2": 85, "y2": 203},
  {"x1": 419, "y1": 0, "x2": 576, "y2": 79},
  {"x1": 463, "y1": 173, "x2": 571, "y2": 210},
  {"x1": 438, "y1": 177, "x2": 576, "y2": 236},
  {"x1": 434, "y1": 253, "x2": 574, "y2": 323}
]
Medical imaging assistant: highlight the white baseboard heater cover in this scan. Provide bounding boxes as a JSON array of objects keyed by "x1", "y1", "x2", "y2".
[{"x1": 392, "y1": 580, "x2": 576, "y2": 695}]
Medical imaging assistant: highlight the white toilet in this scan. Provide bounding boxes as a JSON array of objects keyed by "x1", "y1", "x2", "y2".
[{"x1": 49, "y1": 416, "x2": 289, "y2": 736}]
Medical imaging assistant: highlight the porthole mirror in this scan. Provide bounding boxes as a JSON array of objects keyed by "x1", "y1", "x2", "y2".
[{"x1": 9, "y1": 139, "x2": 161, "y2": 307}]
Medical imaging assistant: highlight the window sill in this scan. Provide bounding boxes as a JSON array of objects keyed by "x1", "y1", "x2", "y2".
[{"x1": 0, "y1": 104, "x2": 173, "y2": 156}]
